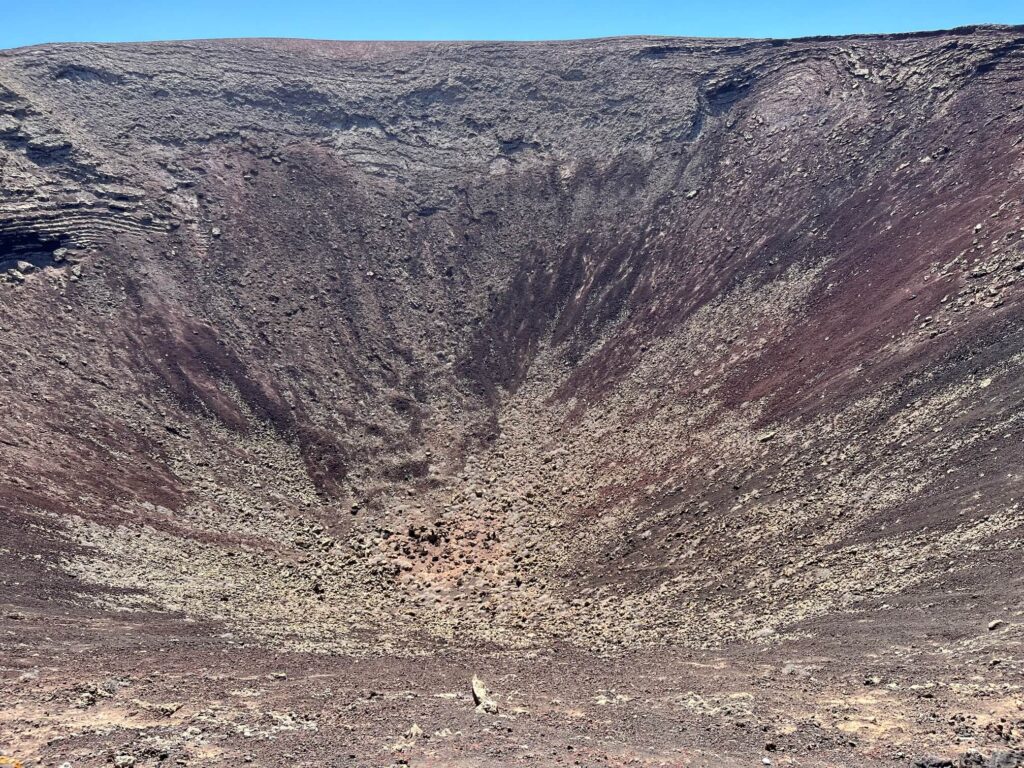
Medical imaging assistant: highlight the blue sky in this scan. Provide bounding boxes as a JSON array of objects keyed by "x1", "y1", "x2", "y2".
[{"x1": 2, "y1": 0, "x2": 1022, "y2": 49}]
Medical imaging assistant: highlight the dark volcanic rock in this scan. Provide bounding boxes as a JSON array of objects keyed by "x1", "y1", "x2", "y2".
[{"x1": 1, "y1": 28, "x2": 1023, "y2": 767}]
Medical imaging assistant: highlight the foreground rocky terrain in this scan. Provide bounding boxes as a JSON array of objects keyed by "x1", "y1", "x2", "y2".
[{"x1": 1, "y1": 26, "x2": 1023, "y2": 767}]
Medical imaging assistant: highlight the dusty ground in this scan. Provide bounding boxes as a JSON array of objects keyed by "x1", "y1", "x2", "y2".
[{"x1": 1, "y1": 26, "x2": 1023, "y2": 767}]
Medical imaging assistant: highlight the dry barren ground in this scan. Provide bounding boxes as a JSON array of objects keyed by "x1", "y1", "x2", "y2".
[{"x1": 1, "y1": 27, "x2": 1023, "y2": 767}]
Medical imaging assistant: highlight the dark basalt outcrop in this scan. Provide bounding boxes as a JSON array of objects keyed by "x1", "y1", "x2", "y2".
[{"x1": 1, "y1": 28, "x2": 1022, "y2": 767}]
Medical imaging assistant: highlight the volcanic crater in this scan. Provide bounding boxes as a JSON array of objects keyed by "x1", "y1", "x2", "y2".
[{"x1": 1, "y1": 27, "x2": 1023, "y2": 768}]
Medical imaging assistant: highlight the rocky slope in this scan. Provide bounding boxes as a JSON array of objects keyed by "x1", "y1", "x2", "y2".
[{"x1": 1, "y1": 27, "x2": 1023, "y2": 767}]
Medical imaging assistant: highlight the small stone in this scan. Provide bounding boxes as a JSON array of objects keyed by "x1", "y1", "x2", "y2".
[
  {"x1": 14, "y1": 260, "x2": 34, "y2": 274},
  {"x1": 211, "y1": 227, "x2": 222, "y2": 237},
  {"x1": 988, "y1": 619, "x2": 1005, "y2": 631},
  {"x1": 471, "y1": 675, "x2": 498, "y2": 714}
]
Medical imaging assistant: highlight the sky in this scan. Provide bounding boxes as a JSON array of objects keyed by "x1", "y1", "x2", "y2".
[{"x1": 1, "y1": 0, "x2": 1022, "y2": 49}]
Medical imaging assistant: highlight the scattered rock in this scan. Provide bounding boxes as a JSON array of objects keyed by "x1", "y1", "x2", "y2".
[
  {"x1": 986, "y1": 751, "x2": 1024, "y2": 768},
  {"x1": 471, "y1": 675, "x2": 498, "y2": 714}
]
